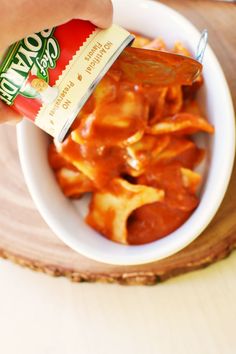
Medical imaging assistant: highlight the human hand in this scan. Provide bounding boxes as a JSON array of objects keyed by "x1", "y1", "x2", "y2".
[{"x1": 0, "y1": 0, "x2": 113, "y2": 124}]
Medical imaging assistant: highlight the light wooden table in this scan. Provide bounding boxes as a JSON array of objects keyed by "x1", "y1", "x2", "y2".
[
  {"x1": 1, "y1": 254, "x2": 236, "y2": 354},
  {"x1": 0, "y1": 1, "x2": 235, "y2": 353}
]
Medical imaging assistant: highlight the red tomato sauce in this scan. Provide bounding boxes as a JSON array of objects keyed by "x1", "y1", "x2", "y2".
[{"x1": 48, "y1": 34, "x2": 214, "y2": 245}]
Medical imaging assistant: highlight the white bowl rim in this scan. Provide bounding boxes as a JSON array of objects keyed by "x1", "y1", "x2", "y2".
[{"x1": 17, "y1": 0, "x2": 235, "y2": 265}]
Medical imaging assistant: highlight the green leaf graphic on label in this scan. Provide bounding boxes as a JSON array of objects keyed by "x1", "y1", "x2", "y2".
[{"x1": 0, "y1": 28, "x2": 60, "y2": 105}]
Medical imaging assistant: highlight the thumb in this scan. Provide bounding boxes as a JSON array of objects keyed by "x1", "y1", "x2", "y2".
[
  {"x1": 78, "y1": 0, "x2": 113, "y2": 29},
  {"x1": 0, "y1": 100, "x2": 22, "y2": 124}
]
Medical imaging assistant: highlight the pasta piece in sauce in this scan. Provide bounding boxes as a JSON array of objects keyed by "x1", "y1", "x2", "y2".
[{"x1": 86, "y1": 178, "x2": 164, "y2": 244}]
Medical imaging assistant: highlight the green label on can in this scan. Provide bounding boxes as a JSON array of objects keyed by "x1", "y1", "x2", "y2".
[{"x1": 0, "y1": 28, "x2": 60, "y2": 105}]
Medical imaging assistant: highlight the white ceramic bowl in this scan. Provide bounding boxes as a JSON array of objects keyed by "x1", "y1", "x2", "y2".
[{"x1": 17, "y1": 0, "x2": 235, "y2": 265}]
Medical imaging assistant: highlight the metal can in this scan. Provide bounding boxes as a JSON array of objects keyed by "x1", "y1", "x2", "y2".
[{"x1": 0, "y1": 20, "x2": 134, "y2": 141}]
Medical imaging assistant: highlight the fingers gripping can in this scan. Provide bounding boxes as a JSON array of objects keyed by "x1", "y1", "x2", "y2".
[{"x1": 0, "y1": 20, "x2": 134, "y2": 141}]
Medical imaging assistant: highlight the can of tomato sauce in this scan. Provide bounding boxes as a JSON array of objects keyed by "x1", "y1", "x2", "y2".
[{"x1": 0, "y1": 20, "x2": 134, "y2": 141}]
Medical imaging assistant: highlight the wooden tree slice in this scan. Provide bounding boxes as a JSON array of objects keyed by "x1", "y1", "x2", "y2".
[{"x1": 0, "y1": 0, "x2": 236, "y2": 285}]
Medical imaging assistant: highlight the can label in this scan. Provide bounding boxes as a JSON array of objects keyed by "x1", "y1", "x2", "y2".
[
  {"x1": 0, "y1": 21, "x2": 133, "y2": 141},
  {"x1": 0, "y1": 29, "x2": 60, "y2": 105}
]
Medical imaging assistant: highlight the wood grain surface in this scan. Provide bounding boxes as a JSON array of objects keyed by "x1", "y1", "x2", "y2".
[{"x1": 0, "y1": 0, "x2": 235, "y2": 285}]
